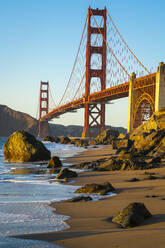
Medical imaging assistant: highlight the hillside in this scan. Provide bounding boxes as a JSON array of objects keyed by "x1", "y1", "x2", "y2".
[
  {"x1": 0, "y1": 105, "x2": 126, "y2": 137},
  {"x1": 0, "y1": 105, "x2": 38, "y2": 136}
]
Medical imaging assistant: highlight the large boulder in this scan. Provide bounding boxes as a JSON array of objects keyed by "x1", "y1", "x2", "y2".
[
  {"x1": 112, "y1": 202, "x2": 152, "y2": 228},
  {"x1": 4, "y1": 130, "x2": 51, "y2": 162},
  {"x1": 75, "y1": 181, "x2": 115, "y2": 195},
  {"x1": 56, "y1": 168, "x2": 77, "y2": 180}
]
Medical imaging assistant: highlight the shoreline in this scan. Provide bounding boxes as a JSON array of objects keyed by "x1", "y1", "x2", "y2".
[{"x1": 14, "y1": 145, "x2": 165, "y2": 248}]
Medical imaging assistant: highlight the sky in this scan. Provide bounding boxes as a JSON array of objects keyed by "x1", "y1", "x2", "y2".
[{"x1": 0, "y1": 0, "x2": 165, "y2": 128}]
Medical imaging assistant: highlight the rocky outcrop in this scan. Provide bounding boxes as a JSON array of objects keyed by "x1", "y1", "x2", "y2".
[
  {"x1": 43, "y1": 136, "x2": 61, "y2": 143},
  {"x1": 60, "y1": 136, "x2": 71, "y2": 144},
  {"x1": 112, "y1": 202, "x2": 152, "y2": 228},
  {"x1": 72, "y1": 138, "x2": 89, "y2": 147},
  {"x1": 98, "y1": 112, "x2": 165, "y2": 171},
  {"x1": 89, "y1": 129, "x2": 119, "y2": 145},
  {"x1": 56, "y1": 168, "x2": 77, "y2": 180},
  {"x1": 75, "y1": 182, "x2": 115, "y2": 195},
  {"x1": 4, "y1": 131, "x2": 51, "y2": 162},
  {"x1": 47, "y1": 156, "x2": 62, "y2": 168}
]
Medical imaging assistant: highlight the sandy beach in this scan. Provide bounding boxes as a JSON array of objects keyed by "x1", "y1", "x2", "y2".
[{"x1": 15, "y1": 145, "x2": 165, "y2": 248}]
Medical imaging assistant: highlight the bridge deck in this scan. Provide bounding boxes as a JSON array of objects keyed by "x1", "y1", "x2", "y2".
[{"x1": 40, "y1": 73, "x2": 156, "y2": 122}]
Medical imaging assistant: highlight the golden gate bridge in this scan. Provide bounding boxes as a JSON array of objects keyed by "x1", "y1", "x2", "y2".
[{"x1": 38, "y1": 7, "x2": 164, "y2": 137}]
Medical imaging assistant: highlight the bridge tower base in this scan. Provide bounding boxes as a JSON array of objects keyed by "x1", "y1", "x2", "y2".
[
  {"x1": 38, "y1": 81, "x2": 49, "y2": 137},
  {"x1": 82, "y1": 7, "x2": 107, "y2": 138}
]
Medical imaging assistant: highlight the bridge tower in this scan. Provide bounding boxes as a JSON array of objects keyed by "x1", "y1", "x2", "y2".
[
  {"x1": 38, "y1": 81, "x2": 49, "y2": 137},
  {"x1": 82, "y1": 7, "x2": 107, "y2": 137}
]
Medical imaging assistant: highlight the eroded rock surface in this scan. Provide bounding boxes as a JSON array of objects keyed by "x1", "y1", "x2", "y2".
[
  {"x1": 75, "y1": 182, "x2": 115, "y2": 195},
  {"x1": 4, "y1": 130, "x2": 50, "y2": 162},
  {"x1": 112, "y1": 202, "x2": 152, "y2": 228}
]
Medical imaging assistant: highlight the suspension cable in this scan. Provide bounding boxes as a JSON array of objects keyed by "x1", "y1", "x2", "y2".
[
  {"x1": 49, "y1": 86, "x2": 57, "y2": 108},
  {"x1": 58, "y1": 15, "x2": 88, "y2": 107},
  {"x1": 71, "y1": 17, "x2": 104, "y2": 101},
  {"x1": 107, "y1": 10, "x2": 150, "y2": 74},
  {"x1": 90, "y1": 9, "x2": 130, "y2": 77}
]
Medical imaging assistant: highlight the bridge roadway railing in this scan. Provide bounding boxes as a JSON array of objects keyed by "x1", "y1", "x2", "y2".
[{"x1": 40, "y1": 73, "x2": 156, "y2": 122}]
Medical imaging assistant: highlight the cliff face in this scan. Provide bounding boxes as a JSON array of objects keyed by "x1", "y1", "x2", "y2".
[
  {"x1": 0, "y1": 105, "x2": 127, "y2": 137},
  {"x1": 0, "y1": 105, "x2": 38, "y2": 136}
]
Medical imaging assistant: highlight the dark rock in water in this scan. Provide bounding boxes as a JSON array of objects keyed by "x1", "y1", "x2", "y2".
[
  {"x1": 54, "y1": 137, "x2": 60, "y2": 143},
  {"x1": 75, "y1": 181, "x2": 115, "y2": 195},
  {"x1": 47, "y1": 156, "x2": 62, "y2": 168},
  {"x1": 73, "y1": 139, "x2": 89, "y2": 147},
  {"x1": 4, "y1": 130, "x2": 51, "y2": 162},
  {"x1": 67, "y1": 196, "x2": 92, "y2": 202},
  {"x1": 56, "y1": 168, "x2": 77, "y2": 179},
  {"x1": 112, "y1": 202, "x2": 152, "y2": 228},
  {"x1": 60, "y1": 136, "x2": 71, "y2": 144},
  {"x1": 43, "y1": 136, "x2": 55, "y2": 142}
]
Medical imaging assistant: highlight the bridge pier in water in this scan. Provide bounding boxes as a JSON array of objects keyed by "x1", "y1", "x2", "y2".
[
  {"x1": 82, "y1": 7, "x2": 107, "y2": 137},
  {"x1": 127, "y1": 62, "x2": 165, "y2": 133}
]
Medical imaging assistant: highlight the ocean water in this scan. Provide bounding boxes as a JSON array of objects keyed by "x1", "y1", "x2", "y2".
[
  {"x1": 0, "y1": 137, "x2": 115, "y2": 247},
  {"x1": 0, "y1": 137, "x2": 85, "y2": 247}
]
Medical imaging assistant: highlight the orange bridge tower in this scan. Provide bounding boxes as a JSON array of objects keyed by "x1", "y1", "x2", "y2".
[{"x1": 82, "y1": 7, "x2": 107, "y2": 137}]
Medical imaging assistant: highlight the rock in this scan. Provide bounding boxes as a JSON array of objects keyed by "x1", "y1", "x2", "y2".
[
  {"x1": 144, "y1": 175, "x2": 158, "y2": 180},
  {"x1": 151, "y1": 156, "x2": 161, "y2": 164},
  {"x1": 4, "y1": 130, "x2": 51, "y2": 162},
  {"x1": 112, "y1": 202, "x2": 152, "y2": 228},
  {"x1": 43, "y1": 136, "x2": 55, "y2": 142},
  {"x1": 60, "y1": 136, "x2": 71, "y2": 144},
  {"x1": 127, "y1": 178, "x2": 140, "y2": 182},
  {"x1": 113, "y1": 138, "x2": 134, "y2": 151},
  {"x1": 66, "y1": 196, "x2": 92, "y2": 202},
  {"x1": 47, "y1": 156, "x2": 62, "y2": 168},
  {"x1": 73, "y1": 138, "x2": 89, "y2": 147},
  {"x1": 88, "y1": 139, "x2": 97, "y2": 146},
  {"x1": 56, "y1": 168, "x2": 77, "y2": 179},
  {"x1": 75, "y1": 181, "x2": 115, "y2": 195},
  {"x1": 89, "y1": 129, "x2": 119, "y2": 145},
  {"x1": 120, "y1": 159, "x2": 148, "y2": 170},
  {"x1": 95, "y1": 129, "x2": 119, "y2": 144},
  {"x1": 118, "y1": 133, "x2": 126, "y2": 139},
  {"x1": 54, "y1": 137, "x2": 60, "y2": 143},
  {"x1": 98, "y1": 158, "x2": 122, "y2": 171}
]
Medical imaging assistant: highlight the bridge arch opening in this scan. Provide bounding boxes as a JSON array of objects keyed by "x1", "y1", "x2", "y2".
[
  {"x1": 90, "y1": 53, "x2": 102, "y2": 70},
  {"x1": 132, "y1": 93, "x2": 154, "y2": 129},
  {"x1": 91, "y1": 34, "x2": 103, "y2": 47},
  {"x1": 90, "y1": 15, "x2": 104, "y2": 28}
]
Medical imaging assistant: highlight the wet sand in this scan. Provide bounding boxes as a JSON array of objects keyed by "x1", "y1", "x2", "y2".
[{"x1": 15, "y1": 145, "x2": 165, "y2": 248}]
